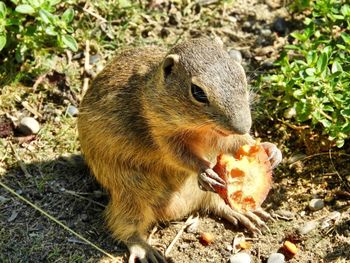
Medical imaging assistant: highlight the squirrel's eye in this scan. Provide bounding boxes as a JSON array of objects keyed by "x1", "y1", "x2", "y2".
[{"x1": 191, "y1": 84, "x2": 209, "y2": 104}]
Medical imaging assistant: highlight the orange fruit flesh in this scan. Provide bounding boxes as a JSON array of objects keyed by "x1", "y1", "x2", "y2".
[{"x1": 213, "y1": 144, "x2": 272, "y2": 212}]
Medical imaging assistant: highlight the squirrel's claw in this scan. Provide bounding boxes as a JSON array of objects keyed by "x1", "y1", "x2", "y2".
[
  {"x1": 198, "y1": 168, "x2": 226, "y2": 192},
  {"x1": 223, "y1": 207, "x2": 275, "y2": 236},
  {"x1": 128, "y1": 243, "x2": 166, "y2": 263},
  {"x1": 260, "y1": 142, "x2": 282, "y2": 169}
]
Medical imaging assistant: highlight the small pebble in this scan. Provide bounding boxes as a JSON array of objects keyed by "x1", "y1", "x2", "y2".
[
  {"x1": 273, "y1": 17, "x2": 288, "y2": 35},
  {"x1": 229, "y1": 49, "x2": 243, "y2": 64},
  {"x1": 18, "y1": 117, "x2": 40, "y2": 135},
  {"x1": 309, "y1": 198, "x2": 324, "y2": 211},
  {"x1": 230, "y1": 252, "x2": 251, "y2": 263},
  {"x1": 67, "y1": 105, "x2": 79, "y2": 117},
  {"x1": 297, "y1": 221, "x2": 319, "y2": 235},
  {"x1": 267, "y1": 253, "x2": 285, "y2": 263},
  {"x1": 261, "y1": 29, "x2": 272, "y2": 37}
]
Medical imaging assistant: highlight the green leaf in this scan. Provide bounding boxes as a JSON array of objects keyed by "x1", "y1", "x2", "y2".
[
  {"x1": 323, "y1": 105, "x2": 334, "y2": 112},
  {"x1": 331, "y1": 61, "x2": 343, "y2": 73},
  {"x1": 62, "y1": 8, "x2": 74, "y2": 24},
  {"x1": 45, "y1": 26, "x2": 57, "y2": 36},
  {"x1": 50, "y1": 0, "x2": 61, "y2": 6},
  {"x1": 341, "y1": 109, "x2": 350, "y2": 117},
  {"x1": 316, "y1": 52, "x2": 328, "y2": 73},
  {"x1": 336, "y1": 139, "x2": 344, "y2": 148},
  {"x1": 319, "y1": 118, "x2": 331, "y2": 128},
  {"x1": 305, "y1": 68, "x2": 316, "y2": 76},
  {"x1": 119, "y1": 0, "x2": 131, "y2": 8},
  {"x1": 61, "y1": 34, "x2": 78, "y2": 51},
  {"x1": 39, "y1": 9, "x2": 54, "y2": 24},
  {"x1": 295, "y1": 101, "x2": 312, "y2": 122},
  {"x1": 293, "y1": 89, "x2": 304, "y2": 98},
  {"x1": 27, "y1": 0, "x2": 41, "y2": 8},
  {"x1": 341, "y1": 4, "x2": 350, "y2": 17},
  {"x1": 15, "y1": 4, "x2": 35, "y2": 14},
  {"x1": 291, "y1": 32, "x2": 305, "y2": 41},
  {"x1": 341, "y1": 32, "x2": 350, "y2": 45},
  {"x1": 306, "y1": 51, "x2": 317, "y2": 65},
  {"x1": 0, "y1": 1, "x2": 6, "y2": 19},
  {"x1": 0, "y1": 34, "x2": 6, "y2": 51}
]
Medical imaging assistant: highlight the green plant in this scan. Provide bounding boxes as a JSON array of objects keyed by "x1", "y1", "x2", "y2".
[
  {"x1": 260, "y1": 0, "x2": 350, "y2": 148},
  {"x1": 0, "y1": 0, "x2": 78, "y2": 57},
  {"x1": 0, "y1": 0, "x2": 79, "y2": 86}
]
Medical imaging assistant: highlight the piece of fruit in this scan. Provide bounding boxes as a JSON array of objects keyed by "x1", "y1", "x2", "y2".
[
  {"x1": 199, "y1": 232, "x2": 215, "y2": 246},
  {"x1": 213, "y1": 143, "x2": 272, "y2": 212},
  {"x1": 283, "y1": 240, "x2": 298, "y2": 255}
]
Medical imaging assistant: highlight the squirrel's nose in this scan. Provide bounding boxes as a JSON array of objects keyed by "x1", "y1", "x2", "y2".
[{"x1": 228, "y1": 111, "x2": 252, "y2": 135}]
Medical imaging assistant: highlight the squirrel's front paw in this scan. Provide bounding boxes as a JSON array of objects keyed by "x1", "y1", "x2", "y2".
[
  {"x1": 260, "y1": 142, "x2": 282, "y2": 169},
  {"x1": 128, "y1": 242, "x2": 166, "y2": 263},
  {"x1": 198, "y1": 168, "x2": 226, "y2": 192}
]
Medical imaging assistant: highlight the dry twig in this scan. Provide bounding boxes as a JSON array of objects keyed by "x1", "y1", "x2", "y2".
[{"x1": 165, "y1": 215, "x2": 198, "y2": 257}]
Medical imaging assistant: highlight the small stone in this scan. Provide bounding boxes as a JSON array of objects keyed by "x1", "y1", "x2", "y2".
[
  {"x1": 297, "y1": 221, "x2": 319, "y2": 235},
  {"x1": 273, "y1": 18, "x2": 288, "y2": 35},
  {"x1": 229, "y1": 49, "x2": 243, "y2": 64},
  {"x1": 267, "y1": 253, "x2": 285, "y2": 263},
  {"x1": 230, "y1": 252, "x2": 251, "y2": 263},
  {"x1": 261, "y1": 29, "x2": 272, "y2": 37},
  {"x1": 309, "y1": 198, "x2": 324, "y2": 211},
  {"x1": 67, "y1": 105, "x2": 79, "y2": 117},
  {"x1": 18, "y1": 117, "x2": 40, "y2": 135}
]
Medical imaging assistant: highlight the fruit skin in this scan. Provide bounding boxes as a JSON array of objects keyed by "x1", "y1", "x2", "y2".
[{"x1": 213, "y1": 144, "x2": 272, "y2": 212}]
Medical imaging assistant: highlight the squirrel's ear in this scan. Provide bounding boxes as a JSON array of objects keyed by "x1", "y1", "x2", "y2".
[{"x1": 163, "y1": 54, "x2": 179, "y2": 78}]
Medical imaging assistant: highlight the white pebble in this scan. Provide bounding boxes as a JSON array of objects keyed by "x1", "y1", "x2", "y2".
[
  {"x1": 297, "y1": 221, "x2": 319, "y2": 235},
  {"x1": 67, "y1": 105, "x2": 79, "y2": 117},
  {"x1": 18, "y1": 117, "x2": 40, "y2": 135},
  {"x1": 228, "y1": 49, "x2": 243, "y2": 64},
  {"x1": 230, "y1": 252, "x2": 251, "y2": 263},
  {"x1": 267, "y1": 253, "x2": 285, "y2": 263},
  {"x1": 309, "y1": 198, "x2": 324, "y2": 211}
]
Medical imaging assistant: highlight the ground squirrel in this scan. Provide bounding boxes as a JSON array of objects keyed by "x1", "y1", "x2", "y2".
[{"x1": 78, "y1": 37, "x2": 282, "y2": 263}]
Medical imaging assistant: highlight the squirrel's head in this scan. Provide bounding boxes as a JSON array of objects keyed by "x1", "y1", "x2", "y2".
[{"x1": 152, "y1": 37, "x2": 251, "y2": 136}]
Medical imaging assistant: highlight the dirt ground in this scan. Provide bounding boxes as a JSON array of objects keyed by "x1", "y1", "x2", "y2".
[{"x1": 1, "y1": 0, "x2": 350, "y2": 263}]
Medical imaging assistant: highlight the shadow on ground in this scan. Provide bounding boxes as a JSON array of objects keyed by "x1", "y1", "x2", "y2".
[{"x1": 0, "y1": 154, "x2": 126, "y2": 263}]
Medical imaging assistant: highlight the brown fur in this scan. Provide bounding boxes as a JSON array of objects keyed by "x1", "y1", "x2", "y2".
[{"x1": 78, "y1": 38, "x2": 256, "y2": 259}]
